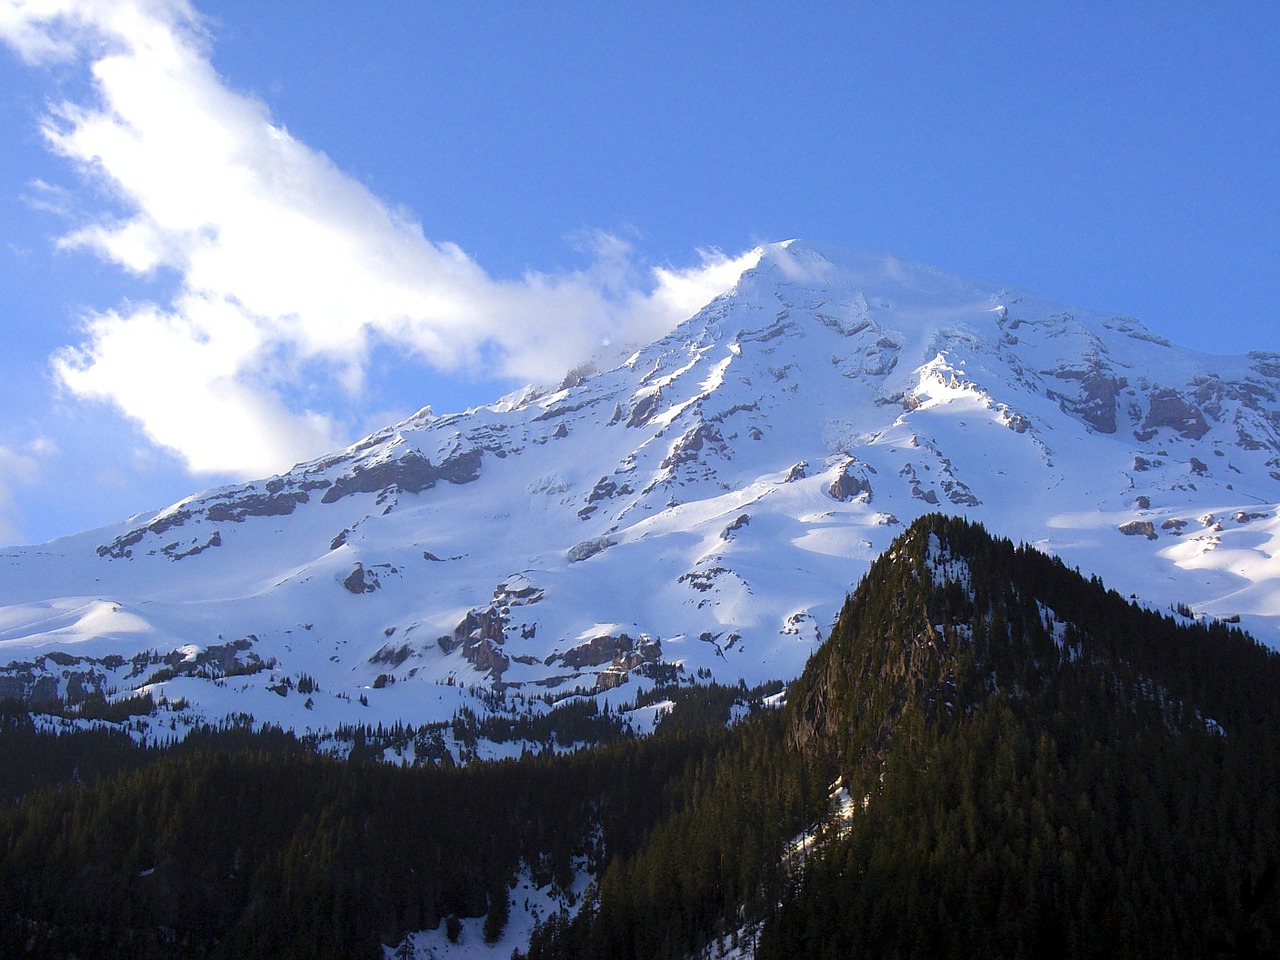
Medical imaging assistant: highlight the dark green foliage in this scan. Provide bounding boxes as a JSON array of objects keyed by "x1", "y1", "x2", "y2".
[
  {"x1": 483, "y1": 877, "x2": 511, "y2": 944},
  {"x1": 70, "y1": 689, "x2": 156, "y2": 723},
  {"x1": 450, "y1": 696, "x2": 629, "y2": 749},
  {"x1": 532, "y1": 710, "x2": 819, "y2": 960},
  {"x1": 765, "y1": 514, "x2": 1280, "y2": 959},
  {"x1": 4, "y1": 515, "x2": 1280, "y2": 959},
  {"x1": 0, "y1": 700, "x2": 158, "y2": 803},
  {"x1": 761, "y1": 691, "x2": 1280, "y2": 959},
  {"x1": 0, "y1": 702, "x2": 729, "y2": 959},
  {"x1": 534, "y1": 515, "x2": 1280, "y2": 960}
]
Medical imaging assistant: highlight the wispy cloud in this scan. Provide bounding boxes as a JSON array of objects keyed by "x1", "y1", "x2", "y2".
[
  {"x1": 2, "y1": 0, "x2": 758, "y2": 478},
  {"x1": 20, "y1": 178, "x2": 74, "y2": 216}
]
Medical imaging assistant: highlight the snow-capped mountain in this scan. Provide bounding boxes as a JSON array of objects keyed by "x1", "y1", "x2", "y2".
[{"x1": 3, "y1": 240, "x2": 1279, "y2": 741}]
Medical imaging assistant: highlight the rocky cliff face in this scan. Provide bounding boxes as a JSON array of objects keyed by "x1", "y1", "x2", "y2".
[{"x1": 1, "y1": 240, "x2": 1278, "y2": 741}]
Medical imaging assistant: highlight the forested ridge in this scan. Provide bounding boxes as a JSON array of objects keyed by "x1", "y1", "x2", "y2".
[
  {"x1": 533, "y1": 515, "x2": 1280, "y2": 959},
  {"x1": 3, "y1": 515, "x2": 1279, "y2": 958},
  {"x1": 762, "y1": 516, "x2": 1280, "y2": 959}
]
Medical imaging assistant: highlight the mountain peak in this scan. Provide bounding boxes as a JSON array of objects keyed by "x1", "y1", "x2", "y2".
[
  {"x1": 723, "y1": 240, "x2": 1182, "y2": 356},
  {"x1": 667, "y1": 240, "x2": 1041, "y2": 375},
  {"x1": 1, "y1": 242, "x2": 1279, "y2": 747}
]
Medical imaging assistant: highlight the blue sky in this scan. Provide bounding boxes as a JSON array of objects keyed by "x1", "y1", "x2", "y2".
[{"x1": 0, "y1": 0, "x2": 1276, "y2": 545}]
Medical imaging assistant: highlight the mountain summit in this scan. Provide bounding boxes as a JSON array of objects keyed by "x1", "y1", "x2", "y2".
[{"x1": 2, "y1": 240, "x2": 1278, "y2": 740}]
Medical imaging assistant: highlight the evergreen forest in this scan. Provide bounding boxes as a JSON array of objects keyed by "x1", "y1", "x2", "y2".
[{"x1": 1, "y1": 515, "x2": 1278, "y2": 959}]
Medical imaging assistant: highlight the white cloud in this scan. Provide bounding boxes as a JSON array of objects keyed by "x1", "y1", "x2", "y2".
[
  {"x1": 52, "y1": 298, "x2": 342, "y2": 475},
  {"x1": 2, "y1": 0, "x2": 759, "y2": 478}
]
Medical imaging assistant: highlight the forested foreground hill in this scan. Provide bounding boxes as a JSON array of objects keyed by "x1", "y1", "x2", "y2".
[
  {"x1": 767, "y1": 516, "x2": 1280, "y2": 959},
  {"x1": 3, "y1": 516, "x2": 1279, "y2": 959}
]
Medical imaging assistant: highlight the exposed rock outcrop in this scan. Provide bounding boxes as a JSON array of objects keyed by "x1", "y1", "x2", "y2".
[
  {"x1": 207, "y1": 491, "x2": 309, "y2": 523},
  {"x1": 162, "y1": 531, "x2": 222, "y2": 561},
  {"x1": 578, "y1": 476, "x2": 634, "y2": 520},
  {"x1": 547, "y1": 633, "x2": 661, "y2": 670},
  {"x1": 1118, "y1": 520, "x2": 1158, "y2": 540},
  {"x1": 1046, "y1": 361, "x2": 1125, "y2": 434},
  {"x1": 661, "y1": 423, "x2": 725, "y2": 470},
  {"x1": 566, "y1": 537, "x2": 616, "y2": 563},
  {"x1": 343, "y1": 564, "x2": 379, "y2": 594},
  {"x1": 321, "y1": 449, "x2": 482, "y2": 504},
  {"x1": 828, "y1": 461, "x2": 874, "y2": 502},
  {"x1": 437, "y1": 606, "x2": 510, "y2": 681},
  {"x1": 721, "y1": 514, "x2": 750, "y2": 540},
  {"x1": 784, "y1": 461, "x2": 808, "y2": 482},
  {"x1": 1143, "y1": 390, "x2": 1210, "y2": 441},
  {"x1": 627, "y1": 391, "x2": 662, "y2": 428}
]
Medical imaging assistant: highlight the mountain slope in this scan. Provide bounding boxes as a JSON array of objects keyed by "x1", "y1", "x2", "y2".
[{"x1": 2, "y1": 240, "x2": 1280, "y2": 740}]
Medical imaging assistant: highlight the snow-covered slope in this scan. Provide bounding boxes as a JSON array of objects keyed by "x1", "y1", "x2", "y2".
[{"x1": 3, "y1": 240, "x2": 1279, "y2": 739}]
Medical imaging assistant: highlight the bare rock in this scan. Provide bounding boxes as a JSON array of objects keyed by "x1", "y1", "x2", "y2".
[
  {"x1": 162, "y1": 531, "x2": 222, "y2": 561},
  {"x1": 627, "y1": 391, "x2": 662, "y2": 428},
  {"x1": 566, "y1": 537, "x2": 616, "y2": 563},
  {"x1": 579, "y1": 476, "x2": 634, "y2": 520},
  {"x1": 549, "y1": 633, "x2": 662, "y2": 670},
  {"x1": 533, "y1": 397, "x2": 596, "y2": 423},
  {"x1": 1118, "y1": 520, "x2": 1158, "y2": 540},
  {"x1": 435, "y1": 605, "x2": 511, "y2": 681},
  {"x1": 1048, "y1": 363, "x2": 1125, "y2": 433},
  {"x1": 321, "y1": 449, "x2": 482, "y2": 504},
  {"x1": 941, "y1": 477, "x2": 980, "y2": 507},
  {"x1": 343, "y1": 563, "x2": 379, "y2": 594},
  {"x1": 721, "y1": 514, "x2": 750, "y2": 540},
  {"x1": 678, "y1": 565, "x2": 730, "y2": 592},
  {"x1": 596, "y1": 669, "x2": 628, "y2": 691},
  {"x1": 661, "y1": 423, "x2": 725, "y2": 469},
  {"x1": 1005, "y1": 412, "x2": 1031, "y2": 433},
  {"x1": 828, "y1": 462, "x2": 873, "y2": 503},
  {"x1": 1143, "y1": 390, "x2": 1210, "y2": 441},
  {"x1": 438, "y1": 607, "x2": 506, "y2": 654},
  {"x1": 462, "y1": 638, "x2": 509, "y2": 680},
  {"x1": 558, "y1": 361, "x2": 598, "y2": 391},
  {"x1": 369, "y1": 643, "x2": 412, "y2": 667},
  {"x1": 496, "y1": 576, "x2": 542, "y2": 604},
  {"x1": 207, "y1": 491, "x2": 308, "y2": 523}
]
